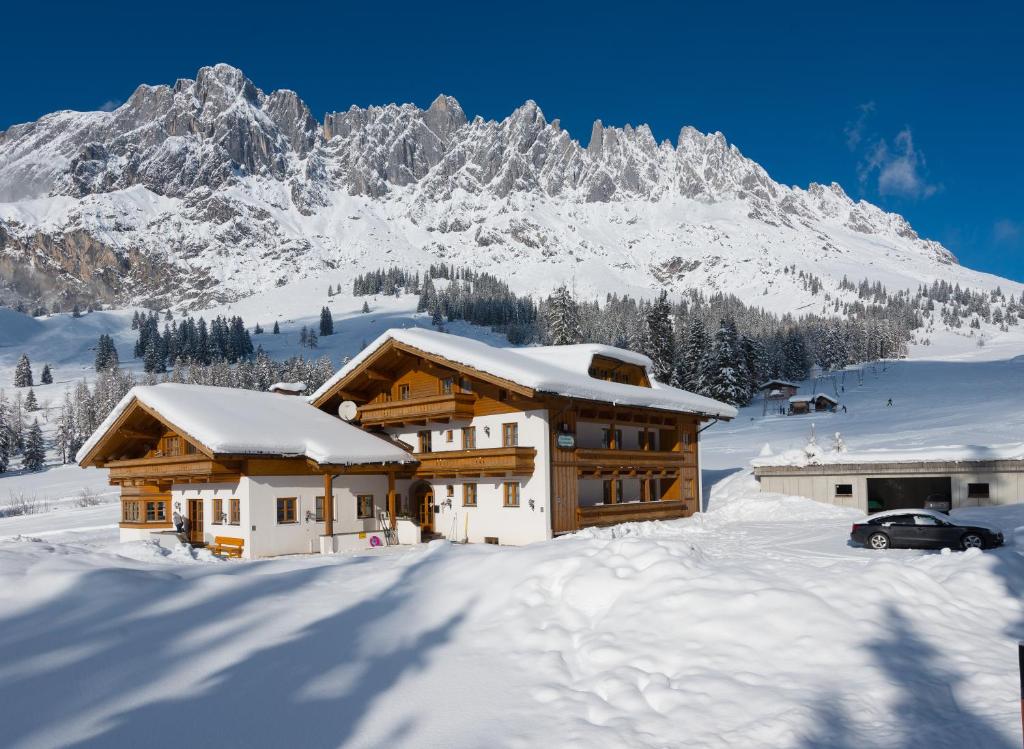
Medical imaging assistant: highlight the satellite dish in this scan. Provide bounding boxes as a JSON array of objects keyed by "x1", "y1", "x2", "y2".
[{"x1": 338, "y1": 400, "x2": 358, "y2": 421}]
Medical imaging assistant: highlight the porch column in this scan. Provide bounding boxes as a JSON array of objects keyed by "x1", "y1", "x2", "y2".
[
  {"x1": 323, "y1": 473, "x2": 334, "y2": 537},
  {"x1": 387, "y1": 472, "x2": 396, "y2": 530}
]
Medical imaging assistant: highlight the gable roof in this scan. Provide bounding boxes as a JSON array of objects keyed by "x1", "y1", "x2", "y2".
[
  {"x1": 788, "y1": 393, "x2": 839, "y2": 404},
  {"x1": 310, "y1": 328, "x2": 738, "y2": 420},
  {"x1": 77, "y1": 384, "x2": 415, "y2": 467}
]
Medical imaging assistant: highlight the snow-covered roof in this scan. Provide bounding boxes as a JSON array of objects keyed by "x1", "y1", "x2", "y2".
[
  {"x1": 759, "y1": 379, "x2": 799, "y2": 389},
  {"x1": 310, "y1": 328, "x2": 738, "y2": 420},
  {"x1": 269, "y1": 381, "x2": 306, "y2": 394},
  {"x1": 77, "y1": 384, "x2": 415, "y2": 467},
  {"x1": 788, "y1": 393, "x2": 838, "y2": 404},
  {"x1": 752, "y1": 442, "x2": 1024, "y2": 469}
]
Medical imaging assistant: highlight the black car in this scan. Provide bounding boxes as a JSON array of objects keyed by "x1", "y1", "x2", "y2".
[{"x1": 850, "y1": 510, "x2": 1004, "y2": 550}]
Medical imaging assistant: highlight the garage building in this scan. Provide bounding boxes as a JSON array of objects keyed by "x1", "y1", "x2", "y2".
[{"x1": 752, "y1": 444, "x2": 1024, "y2": 513}]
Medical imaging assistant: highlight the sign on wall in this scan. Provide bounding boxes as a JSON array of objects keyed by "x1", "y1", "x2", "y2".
[{"x1": 556, "y1": 433, "x2": 576, "y2": 449}]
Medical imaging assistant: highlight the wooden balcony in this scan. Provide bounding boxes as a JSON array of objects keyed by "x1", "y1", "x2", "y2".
[
  {"x1": 107, "y1": 455, "x2": 241, "y2": 485},
  {"x1": 358, "y1": 393, "x2": 476, "y2": 427},
  {"x1": 413, "y1": 446, "x2": 536, "y2": 478},
  {"x1": 574, "y1": 448, "x2": 693, "y2": 475},
  {"x1": 577, "y1": 500, "x2": 692, "y2": 528}
]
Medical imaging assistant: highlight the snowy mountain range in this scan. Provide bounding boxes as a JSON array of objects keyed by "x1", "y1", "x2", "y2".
[{"x1": 0, "y1": 63, "x2": 1017, "y2": 311}]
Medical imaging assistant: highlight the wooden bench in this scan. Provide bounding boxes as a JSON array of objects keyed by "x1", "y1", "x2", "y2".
[{"x1": 209, "y1": 536, "x2": 245, "y2": 558}]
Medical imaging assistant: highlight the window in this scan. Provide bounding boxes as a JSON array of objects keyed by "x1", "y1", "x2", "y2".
[
  {"x1": 315, "y1": 496, "x2": 337, "y2": 522},
  {"x1": 463, "y1": 483, "x2": 477, "y2": 507},
  {"x1": 276, "y1": 497, "x2": 297, "y2": 524},
  {"x1": 503, "y1": 482, "x2": 520, "y2": 508},
  {"x1": 145, "y1": 501, "x2": 167, "y2": 522},
  {"x1": 418, "y1": 431, "x2": 432, "y2": 453},
  {"x1": 357, "y1": 495, "x2": 375, "y2": 519},
  {"x1": 967, "y1": 483, "x2": 990, "y2": 499},
  {"x1": 498, "y1": 389, "x2": 508, "y2": 402},
  {"x1": 441, "y1": 377, "x2": 454, "y2": 395},
  {"x1": 914, "y1": 515, "x2": 943, "y2": 526},
  {"x1": 185, "y1": 442, "x2": 198, "y2": 455},
  {"x1": 462, "y1": 426, "x2": 476, "y2": 449},
  {"x1": 682, "y1": 431, "x2": 692, "y2": 451},
  {"x1": 122, "y1": 500, "x2": 141, "y2": 523},
  {"x1": 502, "y1": 422, "x2": 518, "y2": 447},
  {"x1": 398, "y1": 384, "x2": 410, "y2": 400},
  {"x1": 229, "y1": 498, "x2": 241, "y2": 525},
  {"x1": 638, "y1": 430, "x2": 655, "y2": 451},
  {"x1": 879, "y1": 515, "x2": 914, "y2": 526},
  {"x1": 460, "y1": 377, "x2": 472, "y2": 393},
  {"x1": 446, "y1": 485, "x2": 455, "y2": 498},
  {"x1": 684, "y1": 479, "x2": 696, "y2": 500},
  {"x1": 163, "y1": 435, "x2": 180, "y2": 456},
  {"x1": 212, "y1": 498, "x2": 223, "y2": 524},
  {"x1": 835, "y1": 484, "x2": 854, "y2": 497},
  {"x1": 445, "y1": 429, "x2": 454, "y2": 443}
]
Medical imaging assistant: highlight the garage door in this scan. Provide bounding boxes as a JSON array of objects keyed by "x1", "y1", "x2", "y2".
[{"x1": 866, "y1": 476, "x2": 952, "y2": 512}]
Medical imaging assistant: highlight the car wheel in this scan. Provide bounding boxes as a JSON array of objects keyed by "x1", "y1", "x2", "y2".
[
  {"x1": 867, "y1": 532, "x2": 890, "y2": 550},
  {"x1": 961, "y1": 533, "x2": 985, "y2": 550}
]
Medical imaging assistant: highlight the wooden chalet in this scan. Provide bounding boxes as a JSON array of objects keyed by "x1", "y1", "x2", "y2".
[{"x1": 78, "y1": 329, "x2": 736, "y2": 556}]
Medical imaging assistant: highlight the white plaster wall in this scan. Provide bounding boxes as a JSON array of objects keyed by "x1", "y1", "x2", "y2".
[
  {"x1": 245, "y1": 474, "x2": 391, "y2": 558},
  {"x1": 389, "y1": 409, "x2": 553, "y2": 545},
  {"x1": 169, "y1": 481, "x2": 250, "y2": 550}
]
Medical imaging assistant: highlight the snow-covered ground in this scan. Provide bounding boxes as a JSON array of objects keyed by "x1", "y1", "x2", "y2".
[
  {"x1": 2, "y1": 286, "x2": 1024, "y2": 747},
  {"x1": 0, "y1": 472, "x2": 1021, "y2": 748}
]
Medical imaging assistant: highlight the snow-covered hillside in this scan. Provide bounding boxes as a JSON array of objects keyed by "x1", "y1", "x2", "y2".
[{"x1": 2, "y1": 63, "x2": 1019, "y2": 312}]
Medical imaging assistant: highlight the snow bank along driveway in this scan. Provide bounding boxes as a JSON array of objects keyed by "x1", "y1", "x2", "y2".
[{"x1": 0, "y1": 474, "x2": 1021, "y2": 749}]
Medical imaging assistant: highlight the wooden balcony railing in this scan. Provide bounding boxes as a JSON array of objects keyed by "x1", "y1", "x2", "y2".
[
  {"x1": 358, "y1": 393, "x2": 476, "y2": 426},
  {"x1": 574, "y1": 448, "x2": 694, "y2": 472},
  {"x1": 414, "y1": 446, "x2": 536, "y2": 478},
  {"x1": 577, "y1": 500, "x2": 691, "y2": 528}
]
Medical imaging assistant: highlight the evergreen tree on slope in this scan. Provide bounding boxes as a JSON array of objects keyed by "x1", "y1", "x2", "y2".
[{"x1": 23, "y1": 419, "x2": 45, "y2": 471}]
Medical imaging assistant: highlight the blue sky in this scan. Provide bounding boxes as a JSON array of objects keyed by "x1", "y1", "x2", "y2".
[{"x1": 1, "y1": 0, "x2": 1021, "y2": 281}]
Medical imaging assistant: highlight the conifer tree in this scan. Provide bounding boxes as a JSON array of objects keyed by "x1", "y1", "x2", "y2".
[
  {"x1": 643, "y1": 291, "x2": 675, "y2": 382},
  {"x1": 40, "y1": 364, "x2": 53, "y2": 384},
  {"x1": 678, "y1": 318, "x2": 709, "y2": 393},
  {"x1": 55, "y1": 392, "x2": 79, "y2": 464},
  {"x1": 362, "y1": 301, "x2": 370, "y2": 313},
  {"x1": 14, "y1": 354, "x2": 32, "y2": 387},
  {"x1": 273, "y1": 320, "x2": 280, "y2": 334},
  {"x1": 22, "y1": 419, "x2": 45, "y2": 471},
  {"x1": 319, "y1": 307, "x2": 334, "y2": 336},
  {"x1": 0, "y1": 392, "x2": 10, "y2": 473},
  {"x1": 547, "y1": 285, "x2": 583, "y2": 345},
  {"x1": 24, "y1": 389, "x2": 38, "y2": 412},
  {"x1": 705, "y1": 319, "x2": 750, "y2": 406}
]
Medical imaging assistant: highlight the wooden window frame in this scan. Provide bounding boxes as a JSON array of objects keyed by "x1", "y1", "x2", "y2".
[
  {"x1": 503, "y1": 481, "x2": 520, "y2": 508},
  {"x1": 446, "y1": 484, "x2": 455, "y2": 499},
  {"x1": 441, "y1": 377, "x2": 454, "y2": 395},
  {"x1": 163, "y1": 435, "x2": 181, "y2": 456},
  {"x1": 145, "y1": 500, "x2": 168, "y2": 523},
  {"x1": 463, "y1": 483, "x2": 477, "y2": 507},
  {"x1": 398, "y1": 384, "x2": 411, "y2": 401},
  {"x1": 229, "y1": 498, "x2": 241, "y2": 525},
  {"x1": 502, "y1": 422, "x2": 518, "y2": 447},
  {"x1": 462, "y1": 426, "x2": 476, "y2": 449},
  {"x1": 185, "y1": 441, "x2": 198, "y2": 455},
  {"x1": 418, "y1": 430, "x2": 433, "y2": 453},
  {"x1": 122, "y1": 499, "x2": 142, "y2": 523},
  {"x1": 459, "y1": 377, "x2": 472, "y2": 393},
  {"x1": 212, "y1": 498, "x2": 224, "y2": 524},
  {"x1": 444, "y1": 429, "x2": 454, "y2": 443},
  {"x1": 315, "y1": 495, "x2": 337, "y2": 522},
  {"x1": 356, "y1": 494, "x2": 375, "y2": 519},
  {"x1": 276, "y1": 497, "x2": 298, "y2": 524}
]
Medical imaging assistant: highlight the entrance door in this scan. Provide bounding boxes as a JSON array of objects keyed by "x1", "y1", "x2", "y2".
[
  {"x1": 415, "y1": 487, "x2": 435, "y2": 533},
  {"x1": 188, "y1": 498, "x2": 205, "y2": 545}
]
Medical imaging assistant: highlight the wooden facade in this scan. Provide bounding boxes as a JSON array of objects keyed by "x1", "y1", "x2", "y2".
[{"x1": 314, "y1": 337, "x2": 720, "y2": 538}]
